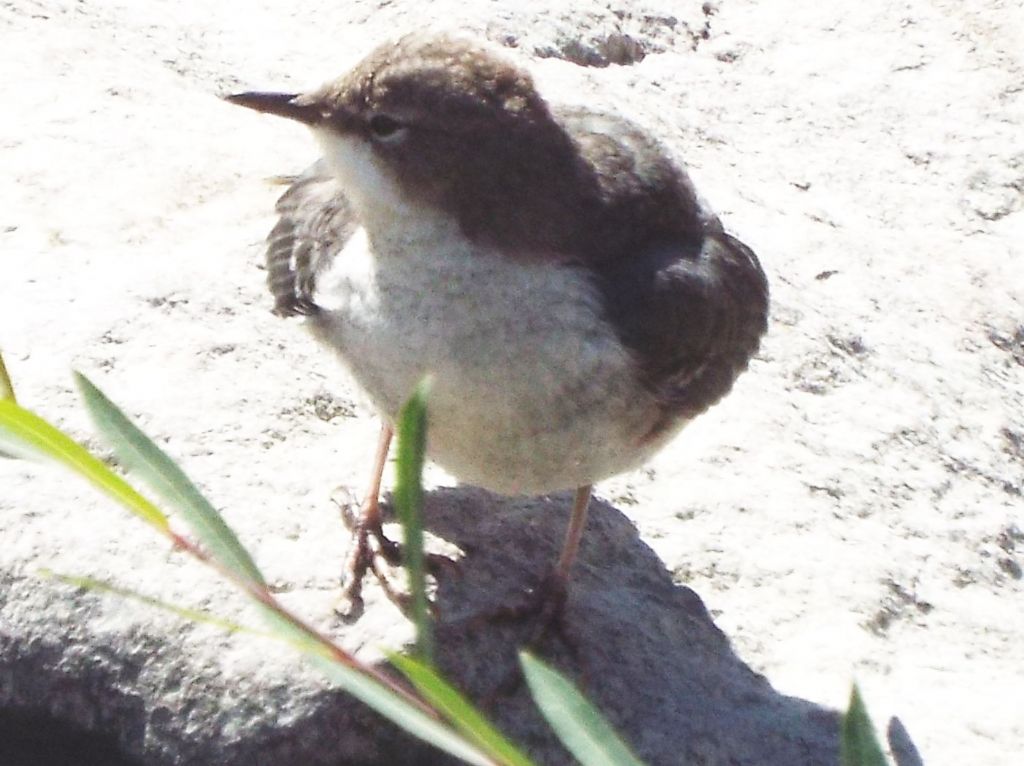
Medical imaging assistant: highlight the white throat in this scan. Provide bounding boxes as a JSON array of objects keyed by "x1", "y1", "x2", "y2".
[{"x1": 310, "y1": 127, "x2": 440, "y2": 233}]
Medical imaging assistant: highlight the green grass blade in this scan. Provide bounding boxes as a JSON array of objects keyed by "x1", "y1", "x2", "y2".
[
  {"x1": 42, "y1": 571, "x2": 494, "y2": 766},
  {"x1": 0, "y1": 351, "x2": 15, "y2": 403},
  {"x1": 0, "y1": 399, "x2": 170, "y2": 532},
  {"x1": 393, "y1": 378, "x2": 433, "y2": 663},
  {"x1": 73, "y1": 372, "x2": 265, "y2": 587},
  {"x1": 390, "y1": 653, "x2": 538, "y2": 766},
  {"x1": 841, "y1": 685, "x2": 890, "y2": 766},
  {"x1": 0, "y1": 351, "x2": 19, "y2": 458},
  {"x1": 8, "y1": 366, "x2": 505, "y2": 766},
  {"x1": 312, "y1": 657, "x2": 498, "y2": 766},
  {"x1": 240, "y1": 607, "x2": 499, "y2": 766},
  {"x1": 41, "y1": 569, "x2": 267, "y2": 636},
  {"x1": 520, "y1": 652, "x2": 647, "y2": 766},
  {"x1": 231, "y1": 607, "x2": 498, "y2": 766}
]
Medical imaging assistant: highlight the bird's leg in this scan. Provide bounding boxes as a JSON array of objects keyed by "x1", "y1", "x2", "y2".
[
  {"x1": 552, "y1": 485, "x2": 592, "y2": 598},
  {"x1": 472, "y1": 485, "x2": 593, "y2": 628},
  {"x1": 528, "y1": 484, "x2": 591, "y2": 642},
  {"x1": 472, "y1": 487, "x2": 588, "y2": 624},
  {"x1": 335, "y1": 422, "x2": 459, "y2": 619},
  {"x1": 336, "y1": 423, "x2": 402, "y2": 617},
  {"x1": 477, "y1": 485, "x2": 593, "y2": 700}
]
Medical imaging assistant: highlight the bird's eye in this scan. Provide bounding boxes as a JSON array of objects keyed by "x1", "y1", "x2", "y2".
[{"x1": 367, "y1": 114, "x2": 406, "y2": 142}]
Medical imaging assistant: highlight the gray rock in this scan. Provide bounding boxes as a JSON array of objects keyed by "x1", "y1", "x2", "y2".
[
  {"x1": 3, "y1": 0, "x2": 1021, "y2": 762},
  {"x1": 0, "y1": 490, "x2": 844, "y2": 765}
]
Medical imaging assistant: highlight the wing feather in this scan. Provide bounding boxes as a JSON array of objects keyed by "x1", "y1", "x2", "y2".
[
  {"x1": 556, "y1": 108, "x2": 770, "y2": 434},
  {"x1": 593, "y1": 222, "x2": 769, "y2": 437},
  {"x1": 265, "y1": 160, "x2": 357, "y2": 317}
]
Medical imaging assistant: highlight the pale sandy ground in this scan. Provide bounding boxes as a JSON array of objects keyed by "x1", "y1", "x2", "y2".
[{"x1": 2, "y1": 0, "x2": 1022, "y2": 763}]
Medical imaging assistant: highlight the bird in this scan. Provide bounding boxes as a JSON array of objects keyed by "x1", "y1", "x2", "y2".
[{"x1": 226, "y1": 31, "x2": 769, "y2": 622}]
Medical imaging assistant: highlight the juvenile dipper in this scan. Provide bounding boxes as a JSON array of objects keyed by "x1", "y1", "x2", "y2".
[{"x1": 227, "y1": 32, "x2": 769, "y2": 617}]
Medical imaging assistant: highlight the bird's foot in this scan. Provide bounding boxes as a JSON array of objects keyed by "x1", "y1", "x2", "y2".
[
  {"x1": 331, "y1": 488, "x2": 458, "y2": 621},
  {"x1": 483, "y1": 570, "x2": 569, "y2": 638},
  {"x1": 467, "y1": 570, "x2": 587, "y2": 700},
  {"x1": 334, "y1": 489, "x2": 403, "y2": 620}
]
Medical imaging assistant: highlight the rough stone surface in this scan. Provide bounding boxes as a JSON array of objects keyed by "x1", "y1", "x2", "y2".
[{"x1": 2, "y1": 0, "x2": 1022, "y2": 764}]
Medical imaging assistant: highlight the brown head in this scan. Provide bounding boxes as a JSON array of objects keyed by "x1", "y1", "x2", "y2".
[
  {"x1": 227, "y1": 32, "x2": 704, "y2": 259},
  {"x1": 228, "y1": 34, "x2": 584, "y2": 250}
]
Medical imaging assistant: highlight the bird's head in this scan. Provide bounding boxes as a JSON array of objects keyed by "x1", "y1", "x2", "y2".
[{"x1": 227, "y1": 33, "x2": 576, "y2": 237}]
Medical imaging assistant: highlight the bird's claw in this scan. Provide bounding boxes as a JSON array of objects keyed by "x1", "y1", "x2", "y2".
[
  {"x1": 461, "y1": 570, "x2": 588, "y2": 701},
  {"x1": 332, "y1": 488, "x2": 458, "y2": 621}
]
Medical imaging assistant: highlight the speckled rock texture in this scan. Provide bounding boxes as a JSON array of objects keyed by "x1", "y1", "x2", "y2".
[{"x1": 2, "y1": 0, "x2": 1021, "y2": 763}]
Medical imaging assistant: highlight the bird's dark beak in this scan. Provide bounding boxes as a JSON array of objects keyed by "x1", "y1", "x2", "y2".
[{"x1": 224, "y1": 91, "x2": 323, "y2": 125}]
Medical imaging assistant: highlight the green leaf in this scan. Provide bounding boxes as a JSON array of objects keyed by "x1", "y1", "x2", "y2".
[
  {"x1": 0, "y1": 351, "x2": 15, "y2": 403},
  {"x1": 0, "y1": 351, "x2": 16, "y2": 458},
  {"x1": 0, "y1": 398, "x2": 170, "y2": 532},
  {"x1": 841, "y1": 684, "x2": 890, "y2": 766},
  {"x1": 73, "y1": 372, "x2": 265, "y2": 587},
  {"x1": 312, "y1": 657, "x2": 498, "y2": 766},
  {"x1": 393, "y1": 377, "x2": 433, "y2": 663},
  {"x1": 390, "y1": 653, "x2": 537, "y2": 766},
  {"x1": 10, "y1": 369, "x2": 506, "y2": 766},
  {"x1": 520, "y1": 652, "x2": 647, "y2": 766},
  {"x1": 41, "y1": 569, "x2": 266, "y2": 636},
  {"x1": 42, "y1": 571, "x2": 497, "y2": 766}
]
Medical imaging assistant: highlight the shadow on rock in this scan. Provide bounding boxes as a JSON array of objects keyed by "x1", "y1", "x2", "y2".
[
  {"x1": 0, "y1": 486, "x2": 923, "y2": 766},
  {"x1": 370, "y1": 486, "x2": 846, "y2": 766}
]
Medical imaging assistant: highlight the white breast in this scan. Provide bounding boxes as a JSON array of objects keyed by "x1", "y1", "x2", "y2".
[
  {"x1": 305, "y1": 128, "x2": 673, "y2": 494},
  {"x1": 307, "y1": 221, "x2": 675, "y2": 495}
]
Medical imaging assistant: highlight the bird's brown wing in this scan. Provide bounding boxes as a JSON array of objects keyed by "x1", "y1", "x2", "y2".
[
  {"x1": 593, "y1": 224, "x2": 770, "y2": 438},
  {"x1": 552, "y1": 107, "x2": 769, "y2": 436},
  {"x1": 266, "y1": 160, "x2": 358, "y2": 317}
]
